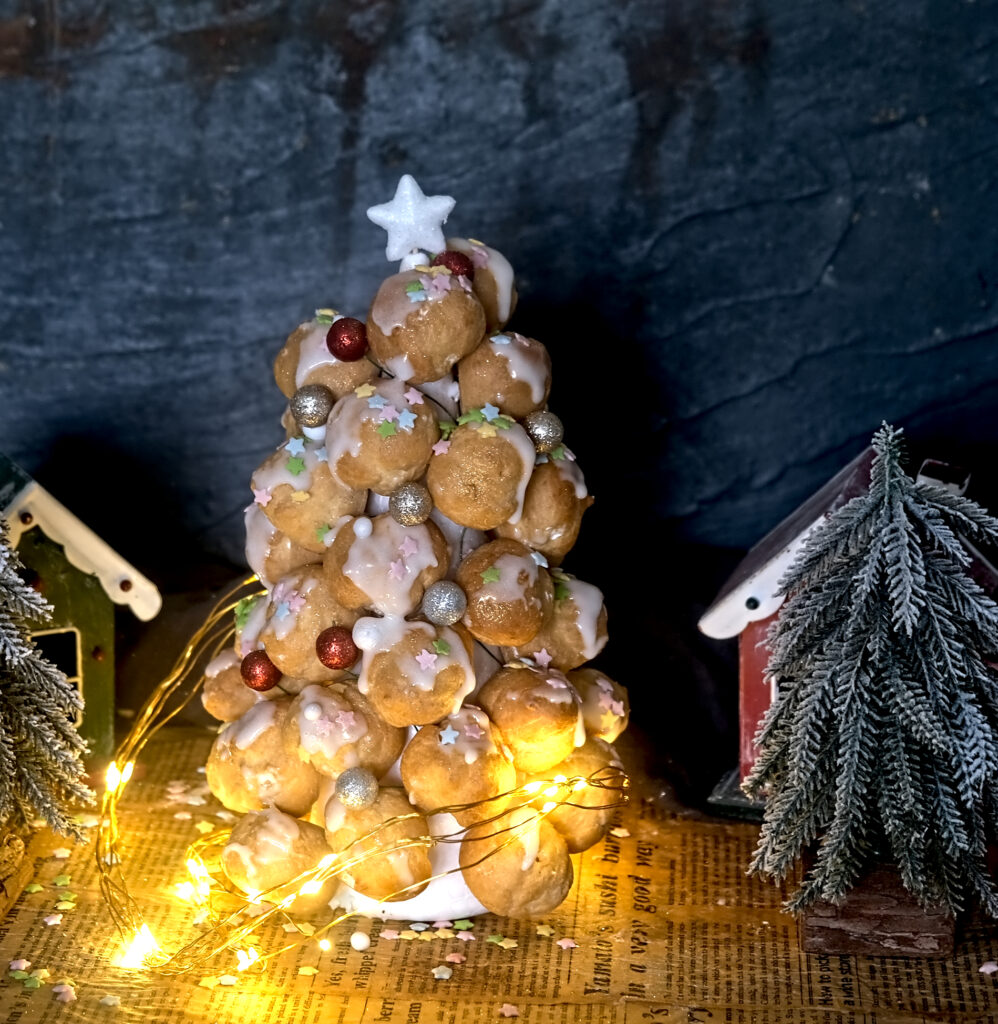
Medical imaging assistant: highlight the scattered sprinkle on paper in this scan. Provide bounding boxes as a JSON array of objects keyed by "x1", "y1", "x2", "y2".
[
  {"x1": 487, "y1": 934, "x2": 504, "y2": 945},
  {"x1": 497, "y1": 937, "x2": 518, "y2": 950},
  {"x1": 556, "y1": 937, "x2": 578, "y2": 950},
  {"x1": 23, "y1": 883, "x2": 44, "y2": 894},
  {"x1": 499, "y1": 1005, "x2": 520, "y2": 1018},
  {"x1": 43, "y1": 914, "x2": 63, "y2": 927},
  {"x1": 298, "y1": 966, "x2": 319, "y2": 976},
  {"x1": 53, "y1": 874, "x2": 71, "y2": 887},
  {"x1": 173, "y1": 812, "x2": 192, "y2": 821},
  {"x1": 194, "y1": 821, "x2": 215, "y2": 835},
  {"x1": 51, "y1": 848, "x2": 71, "y2": 860},
  {"x1": 380, "y1": 928, "x2": 400, "y2": 941},
  {"x1": 445, "y1": 953, "x2": 466, "y2": 964},
  {"x1": 431, "y1": 965, "x2": 453, "y2": 980},
  {"x1": 981, "y1": 961, "x2": 998, "y2": 974},
  {"x1": 52, "y1": 984, "x2": 76, "y2": 1002},
  {"x1": 31, "y1": 968, "x2": 51, "y2": 980},
  {"x1": 453, "y1": 919, "x2": 473, "y2": 931},
  {"x1": 434, "y1": 928, "x2": 454, "y2": 939},
  {"x1": 219, "y1": 975, "x2": 238, "y2": 986},
  {"x1": 399, "y1": 930, "x2": 418, "y2": 941},
  {"x1": 432, "y1": 919, "x2": 453, "y2": 929},
  {"x1": 610, "y1": 827, "x2": 630, "y2": 838},
  {"x1": 9, "y1": 959, "x2": 30, "y2": 971},
  {"x1": 100, "y1": 994, "x2": 121, "y2": 1006},
  {"x1": 535, "y1": 924, "x2": 554, "y2": 937},
  {"x1": 215, "y1": 810, "x2": 236, "y2": 822},
  {"x1": 198, "y1": 976, "x2": 219, "y2": 989},
  {"x1": 23, "y1": 976, "x2": 41, "y2": 990},
  {"x1": 456, "y1": 931, "x2": 475, "y2": 942},
  {"x1": 55, "y1": 901, "x2": 76, "y2": 911}
]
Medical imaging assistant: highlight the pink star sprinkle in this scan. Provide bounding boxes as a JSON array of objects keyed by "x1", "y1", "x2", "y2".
[
  {"x1": 499, "y1": 1005, "x2": 519, "y2": 1018},
  {"x1": 982, "y1": 961, "x2": 998, "y2": 974},
  {"x1": 287, "y1": 592, "x2": 306, "y2": 613},
  {"x1": 457, "y1": 274, "x2": 472, "y2": 292},
  {"x1": 533, "y1": 648, "x2": 552, "y2": 668},
  {"x1": 53, "y1": 985, "x2": 76, "y2": 1003},
  {"x1": 433, "y1": 919, "x2": 453, "y2": 929},
  {"x1": 311, "y1": 718, "x2": 333, "y2": 738},
  {"x1": 9, "y1": 959, "x2": 30, "y2": 971},
  {"x1": 379, "y1": 405, "x2": 399, "y2": 422},
  {"x1": 398, "y1": 536, "x2": 419, "y2": 558},
  {"x1": 336, "y1": 711, "x2": 357, "y2": 732},
  {"x1": 380, "y1": 929, "x2": 400, "y2": 941},
  {"x1": 445, "y1": 953, "x2": 466, "y2": 964},
  {"x1": 404, "y1": 388, "x2": 424, "y2": 406},
  {"x1": 464, "y1": 721, "x2": 484, "y2": 740},
  {"x1": 556, "y1": 937, "x2": 577, "y2": 950},
  {"x1": 43, "y1": 914, "x2": 62, "y2": 927},
  {"x1": 456, "y1": 931, "x2": 475, "y2": 941},
  {"x1": 428, "y1": 275, "x2": 452, "y2": 297},
  {"x1": 388, "y1": 559, "x2": 407, "y2": 580},
  {"x1": 609, "y1": 699, "x2": 625, "y2": 716},
  {"x1": 431, "y1": 440, "x2": 451, "y2": 456},
  {"x1": 252, "y1": 487, "x2": 272, "y2": 507},
  {"x1": 415, "y1": 649, "x2": 438, "y2": 671},
  {"x1": 470, "y1": 247, "x2": 489, "y2": 268},
  {"x1": 597, "y1": 691, "x2": 614, "y2": 711}
]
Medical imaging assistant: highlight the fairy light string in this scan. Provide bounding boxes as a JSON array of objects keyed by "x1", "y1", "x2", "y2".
[{"x1": 96, "y1": 578, "x2": 629, "y2": 975}]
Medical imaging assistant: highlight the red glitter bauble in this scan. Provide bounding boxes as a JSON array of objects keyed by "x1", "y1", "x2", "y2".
[
  {"x1": 326, "y1": 317, "x2": 368, "y2": 361},
  {"x1": 316, "y1": 626, "x2": 359, "y2": 670},
  {"x1": 431, "y1": 250, "x2": 475, "y2": 280},
  {"x1": 240, "y1": 650, "x2": 282, "y2": 692}
]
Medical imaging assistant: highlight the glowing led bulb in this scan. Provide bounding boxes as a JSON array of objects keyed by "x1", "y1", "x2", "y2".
[
  {"x1": 318, "y1": 939, "x2": 332, "y2": 952},
  {"x1": 522, "y1": 781, "x2": 543, "y2": 795},
  {"x1": 115, "y1": 924, "x2": 159, "y2": 969}
]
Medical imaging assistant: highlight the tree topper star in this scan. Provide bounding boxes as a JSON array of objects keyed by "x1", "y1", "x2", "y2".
[{"x1": 367, "y1": 175, "x2": 456, "y2": 261}]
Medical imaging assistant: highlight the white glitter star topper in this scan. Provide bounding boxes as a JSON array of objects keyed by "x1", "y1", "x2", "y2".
[{"x1": 366, "y1": 174, "x2": 456, "y2": 262}]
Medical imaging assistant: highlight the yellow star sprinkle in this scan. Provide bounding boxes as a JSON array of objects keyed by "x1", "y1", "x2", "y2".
[
  {"x1": 198, "y1": 976, "x2": 219, "y2": 989},
  {"x1": 535, "y1": 924, "x2": 554, "y2": 937},
  {"x1": 417, "y1": 931, "x2": 434, "y2": 942},
  {"x1": 435, "y1": 928, "x2": 454, "y2": 939},
  {"x1": 497, "y1": 937, "x2": 518, "y2": 950},
  {"x1": 399, "y1": 930, "x2": 418, "y2": 941},
  {"x1": 355, "y1": 383, "x2": 376, "y2": 398},
  {"x1": 477, "y1": 422, "x2": 498, "y2": 438},
  {"x1": 298, "y1": 966, "x2": 319, "y2": 976},
  {"x1": 412, "y1": 264, "x2": 450, "y2": 276},
  {"x1": 290, "y1": 491, "x2": 311, "y2": 503},
  {"x1": 468, "y1": 238, "x2": 485, "y2": 247}
]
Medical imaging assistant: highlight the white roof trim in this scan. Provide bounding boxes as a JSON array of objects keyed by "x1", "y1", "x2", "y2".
[{"x1": 5, "y1": 481, "x2": 162, "y2": 622}]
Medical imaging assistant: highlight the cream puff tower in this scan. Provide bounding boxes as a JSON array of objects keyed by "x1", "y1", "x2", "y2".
[{"x1": 201, "y1": 176, "x2": 630, "y2": 920}]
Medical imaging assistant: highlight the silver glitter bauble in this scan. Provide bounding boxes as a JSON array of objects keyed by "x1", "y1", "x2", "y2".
[
  {"x1": 334, "y1": 767, "x2": 379, "y2": 809},
  {"x1": 290, "y1": 384, "x2": 335, "y2": 428},
  {"x1": 421, "y1": 580, "x2": 467, "y2": 626},
  {"x1": 524, "y1": 410, "x2": 564, "y2": 453},
  {"x1": 389, "y1": 482, "x2": 432, "y2": 526}
]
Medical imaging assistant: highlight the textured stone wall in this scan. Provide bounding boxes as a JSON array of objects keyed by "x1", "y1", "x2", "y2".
[{"x1": 3, "y1": 0, "x2": 997, "y2": 792}]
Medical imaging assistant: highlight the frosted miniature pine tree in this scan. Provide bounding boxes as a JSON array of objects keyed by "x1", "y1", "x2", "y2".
[
  {"x1": 745, "y1": 424, "x2": 998, "y2": 916},
  {"x1": 0, "y1": 520, "x2": 93, "y2": 837}
]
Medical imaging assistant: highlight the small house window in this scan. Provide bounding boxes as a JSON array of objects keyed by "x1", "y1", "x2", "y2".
[{"x1": 31, "y1": 628, "x2": 83, "y2": 726}]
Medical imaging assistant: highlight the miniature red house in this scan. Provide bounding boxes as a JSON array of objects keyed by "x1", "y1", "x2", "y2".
[{"x1": 699, "y1": 448, "x2": 997, "y2": 790}]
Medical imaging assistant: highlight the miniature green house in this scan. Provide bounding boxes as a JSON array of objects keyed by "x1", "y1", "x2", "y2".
[{"x1": 0, "y1": 454, "x2": 161, "y2": 764}]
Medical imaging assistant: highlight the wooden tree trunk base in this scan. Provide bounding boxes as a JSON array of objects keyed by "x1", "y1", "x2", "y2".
[{"x1": 799, "y1": 864, "x2": 955, "y2": 957}]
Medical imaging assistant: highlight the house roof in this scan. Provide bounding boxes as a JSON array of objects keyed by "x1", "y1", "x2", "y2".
[
  {"x1": 0, "y1": 454, "x2": 161, "y2": 622},
  {"x1": 698, "y1": 446, "x2": 874, "y2": 640}
]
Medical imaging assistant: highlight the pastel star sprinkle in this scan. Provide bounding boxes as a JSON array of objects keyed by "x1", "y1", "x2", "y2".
[
  {"x1": 285, "y1": 437, "x2": 306, "y2": 456},
  {"x1": 336, "y1": 711, "x2": 357, "y2": 731},
  {"x1": 482, "y1": 403, "x2": 501, "y2": 421},
  {"x1": 456, "y1": 930, "x2": 475, "y2": 941},
  {"x1": 9, "y1": 959, "x2": 30, "y2": 971},
  {"x1": 556, "y1": 937, "x2": 577, "y2": 950},
  {"x1": 431, "y1": 965, "x2": 453, "y2": 981},
  {"x1": 53, "y1": 985, "x2": 76, "y2": 1002},
  {"x1": 399, "y1": 930, "x2": 418, "y2": 941},
  {"x1": 477, "y1": 422, "x2": 498, "y2": 438},
  {"x1": 198, "y1": 976, "x2": 220, "y2": 989},
  {"x1": 407, "y1": 284, "x2": 427, "y2": 303},
  {"x1": 980, "y1": 961, "x2": 998, "y2": 974},
  {"x1": 52, "y1": 847, "x2": 71, "y2": 860},
  {"x1": 497, "y1": 937, "x2": 518, "y2": 950},
  {"x1": 194, "y1": 821, "x2": 214, "y2": 835},
  {"x1": 427, "y1": 274, "x2": 452, "y2": 297},
  {"x1": 416, "y1": 649, "x2": 438, "y2": 671},
  {"x1": 499, "y1": 1004, "x2": 520, "y2": 1017},
  {"x1": 219, "y1": 975, "x2": 238, "y2": 986},
  {"x1": 252, "y1": 487, "x2": 272, "y2": 507},
  {"x1": 432, "y1": 638, "x2": 451, "y2": 656},
  {"x1": 435, "y1": 928, "x2": 454, "y2": 938},
  {"x1": 100, "y1": 995, "x2": 121, "y2": 1007},
  {"x1": 367, "y1": 175, "x2": 455, "y2": 262},
  {"x1": 286, "y1": 456, "x2": 305, "y2": 476},
  {"x1": 397, "y1": 409, "x2": 417, "y2": 431},
  {"x1": 298, "y1": 966, "x2": 319, "y2": 976},
  {"x1": 610, "y1": 827, "x2": 631, "y2": 838},
  {"x1": 55, "y1": 901, "x2": 76, "y2": 911},
  {"x1": 389, "y1": 559, "x2": 407, "y2": 580},
  {"x1": 379, "y1": 404, "x2": 399, "y2": 422},
  {"x1": 439, "y1": 725, "x2": 460, "y2": 745},
  {"x1": 445, "y1": 953, "x2": 466, "y2": 965},
  {"x1": 367, "y1": 394, "x2": 387, "y2": 409},
  {"x1": 491, "y1": 333, "x2": 511, "y2": 345},
  {"x1": 487, "y1": 934, "x2": 504, "y2": 945},
  {"x1": 355, "y1": 383, "x2": 376, "y2": 398},
  {"x1": 481, "y1": 566, "x2": 501, "y2": 583},
  {"x1": 314, "y1": 446, "x2": 328, "y2": 462},
  {"x1": 378, "y1": 421, "x2": 398, "y2": 438},
  {"x1": 418, "y1": 931, "x2": 434, "y2": 942},
  {"x1": 275, "y1": 601, "x2": 291, "y2": 620},
  {"x1": 404, "y1": 388, "x2": 424, "y2": 406},
  {"x1": 432, "y1": 440, "x2": 451, "y2": 456},
  {"x1": 43, "y1": 914, "x2": 62, "y2": 927},
  {"x1": 433, "y1": 919, "x2": 453, "y2": 929},
  {"x1": 288, "y1": 592, "x2": 306, "y2": 613},
  {"x1": 31, "y1": 968, "x2": 51, "y2": 980},
  {"x1": 381, "y1": 929, "x2": 400, "y2": 940},
  {"x1": 464, "y1": 720, "x2": 484, "y2": 739},
  {"x1": 53, "y1": 874, "x2": 71, "y2": 887},
  {"x1": 399, "y1": 536, "x2": 419, "y2": 558},
  {"x1": 24, "y1": 884, "x2": 43, "y2": 894},
  {"x1": 610, "y1": 699, "x2": 625, "y2": 716},
  {"x1": 534, "y1": 648, "x2": 553, "y2": 668},
  {"x1": 535, "y1": 924, "x2": 554, "y2": 937},
  {"x1": 291, "y1": 490, "x2": 310, "y2": 503},
  {"x1": 453, "y1": 919, "x2": 474, "y2": 931},
  {"x1": 316, "y1": 524, "x2": 331, "y2": 543}
]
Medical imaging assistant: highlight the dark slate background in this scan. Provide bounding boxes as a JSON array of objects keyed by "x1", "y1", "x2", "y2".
[{"x1": 3, "y1": 0, "x2": 998, "y2": 797}]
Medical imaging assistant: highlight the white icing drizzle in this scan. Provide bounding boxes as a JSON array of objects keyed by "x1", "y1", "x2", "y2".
[
  {"x1": 420, "y1": 374, "x2": 460, "y2": 418},
  {"x1": 550, "y1": 456, "x2": 588, "y2": 500},
  {"x1": 252, "y1": 439, "x2": 324, "y2": 495},
  {"x1": 324, "y1": 795, "x2": 348, "y2": 834},
  {"x1": 446, "y1": 706, "x2": 500, "y2": 766},
  {"x1": 531, "y1": 672, "x2": 576, "y2": 706},
  {"x1": 469, "y1": 420, "x2": 534, "y2": 525},
  {"x1": 481, "y1": 551, "x2": 539, "y2": 605},
  {"x1": 237, "y1": 596, "x2": 269, "y2": 656},
  {"x1": 206, "y1": 648, "x2": 239, "y2": 679},
  {"x1": 492, "y1": 333, "x2": 548, "y2": 404},
  {"x1": 343, "y1": 517, "x2": 439, "y2": 616},
  {"x1": 295, "y1": 684, "x2": 368, "y2": 766},
  {"x1": 295, "y1": 317, "x2": 344, "y2": 390},
  {"x1": 507, "y1": 806, "x2": 540, "y2": 872},
  {"x1": 227, "y1": 700, "x2": 279, "y2": 751},
  {"x1": 387, "y1": 849, "x2": 416, "y2": 889},
  {"x1": 303, "y1": 424, "x2": 326, "y2": 442},
  {"x1": 385, "y1": 353, "x2": 416, "y2": 381},
  {"x1": 267, "y1": 575, "x2": 320, "y2": 642},
  {"x1": 564, "y1": 578, "x2": 607, "y2": 660},
  {"x1": 325, "y1": 377, "x2": 429, "y2": 488},
  {"x1": 447, "y1": 237, "x2": 515, "y2": 324},
  {"x1": 354, "y1": 616, "x2": 475, "y2": 703},
  {"x1": 231, "y1": 808, "x2": 302, "y2": 881},
  {"x1": 370, "y1": 271, "x2": 444, "y2": 338},
  {"x1": 244, "y1": 504, "x2": 277, "y2": 585}
]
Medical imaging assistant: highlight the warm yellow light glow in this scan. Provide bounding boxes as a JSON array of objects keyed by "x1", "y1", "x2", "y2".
[
  {"x1": 572, "y1": 779, "x2": 588, "y2": 791},
  {"x1": 245, "y1": 889, "x2": 263, "y2": 905},
  {"x1": 300, "y1": 879, "x2": 323, "y2": 895},
  {"x1": 122, "y1": 761, "x2": 135, "y2": 784},
  {"x1": 541, "y1": 801, "x2": 557, "y2": 813},
  {"x1": 543, "y1": 785, "x2": 560, "y2": 798},
  {"x1": 522, "y1": 781, "x2": 543, "y2": 795},
  {"x1": 552, "y1": 774, "x2": 567, "y2": 784},
  {"x1": 114, "y1": 924, "x2": 159, "y2": 969},
  {"x1": 175, "y1": 881, "x2": 197, "y2": 903},
  {"x1": 318, "y1": 853, "x2": 337, "y2": 871},
  {"x1": 235, "y1": 948, "x2": 259, "y2": 972},
  {"x1": 318, "y1": 939, "x2": 331, "y2": 952},
  {"x1": 105, "y1": 762, "x2": 122, "y2": 792}
]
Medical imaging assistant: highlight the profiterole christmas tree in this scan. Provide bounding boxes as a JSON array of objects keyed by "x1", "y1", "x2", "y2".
[
  {"x1": 745, "y1": 423, "x2": 998, "y2": 916},
  {"x1": 0, "y1": 520, "x2": 93, "y2": 837}
]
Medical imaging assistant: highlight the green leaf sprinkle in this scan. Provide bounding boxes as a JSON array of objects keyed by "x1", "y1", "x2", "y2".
[
  {"x1": 377, "y1": 421, "x2": 397, "y2": 438},
  {"x1": 439, "y1": 421, "x2": 456, "y2": 439},
  {"x1": 481, "y1": 566, "x2": 501, "y2": 583},
  {"x1": 453, "y1": 919, "x2": 473, "y2": 931},
  {"x1": 316, "y1": 524, "x2": 331, "y2": 543},
  {"x1": 314, "y1": 308, "x2": 338, "y2": 325},
  {"x1": 405, "y1": 281, "x2": 424, "y2": 294},
  {"x1": 234, "y1": 595, "x2": 263, "y2": 631},
  {"x1": 9, "y1": 971, "x2": 28, "y2": 980},
  {"x1": 286, "y1": 456, "x2": 306, "y2": 476},
  {"x1": 549, "y1": 445, "x2": 566, "y2": 461},
  {"x1": 432, "y1": 639, "x2": 451, "y2": 656},
  {"x1": 457, "y1": 408, "x2": 485, "y2": 425},
  {"x1": 554, "y1": 582, "x2": 571, "y2": 602},
  {"x1": 493, "y1": 416, "x2": 513, "y2": 431},
  {"x1": 53, "y1": 874, "x2": 71, "y2": 887},
  {"x1": 23, "y1": 883, "x2": 43, "y2": 894},
  {"x1": 22, "y1": 976, "x2": 41, "y2": 989}
]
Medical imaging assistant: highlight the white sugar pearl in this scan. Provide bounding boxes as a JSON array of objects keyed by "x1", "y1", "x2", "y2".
[
  {"x1": 350, "y1": 931, "x2": 370, "y2": 952},
  {"x1": 303, "y1": 702, "x2": 323, "y2": 722}
]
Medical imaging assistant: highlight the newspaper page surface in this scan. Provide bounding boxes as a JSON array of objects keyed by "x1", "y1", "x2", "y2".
[{"x1": 0, "y1": 727, "x2": 997, "y2": 1023}]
